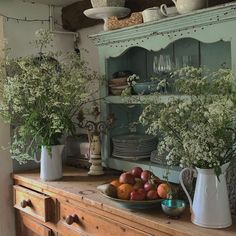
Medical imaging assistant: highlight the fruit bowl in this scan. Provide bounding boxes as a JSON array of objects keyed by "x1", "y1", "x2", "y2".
[{"x1": 99, "y1": 191, "x2": 162, "y2": 209}]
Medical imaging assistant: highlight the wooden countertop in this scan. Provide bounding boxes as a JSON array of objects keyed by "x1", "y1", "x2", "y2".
[{"x1": 13, "y1": 167, "x2": 236, "y2": 236}]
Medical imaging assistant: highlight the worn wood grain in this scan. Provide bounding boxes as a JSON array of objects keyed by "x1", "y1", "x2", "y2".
[
  {"x1": 17, "y1": 212, "x2": 52, "y2": 236},
  {"x1": 13, "y1": 168, "x2": 236, "y2": 236}
]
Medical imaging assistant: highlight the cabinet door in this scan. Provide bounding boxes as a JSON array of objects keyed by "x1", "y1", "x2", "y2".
[{"x1": 17, "y1": 213, "x2": 52, "y2": 236}]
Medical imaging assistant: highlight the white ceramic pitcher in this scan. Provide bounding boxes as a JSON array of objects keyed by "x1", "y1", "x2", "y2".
[
  {"x1": 36, "y1": 145, "x2": 64, "y2": 181},
  {"x1": 179, "y1": 163, "x2": 232, "y2": 228},
  {"x1": 172, "y1": 0, "x2": 206, "y2": 14}
]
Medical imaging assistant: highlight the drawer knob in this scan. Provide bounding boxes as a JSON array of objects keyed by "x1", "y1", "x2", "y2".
[
  {"x1": 65, "y1": 214, "x2": 79, "y2": 225},
  {"x1": 20, "y1": 199, "x2": 32, "y2": 208}
]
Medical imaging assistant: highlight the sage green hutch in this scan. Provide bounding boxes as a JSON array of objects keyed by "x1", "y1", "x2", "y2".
[{"x1": 89, "y1": 3, "x2": 236, "y2": 184}]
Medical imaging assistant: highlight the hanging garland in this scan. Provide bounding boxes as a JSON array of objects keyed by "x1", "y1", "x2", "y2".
[{"x1": 0, "y1": 12, "x2": 50, "y2": 24}]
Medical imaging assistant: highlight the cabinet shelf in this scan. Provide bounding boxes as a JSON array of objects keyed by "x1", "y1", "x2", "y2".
[
  {"x1": 104, "y1": 94, "x2": 190, "y2": 104},
  {"x1": 108, "y1": 157, "x2": 181, "y2": 183}
]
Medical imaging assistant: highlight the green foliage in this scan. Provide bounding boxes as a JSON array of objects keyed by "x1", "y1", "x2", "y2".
[
  {"x1": 0, "y1": 29, "x2": 100, "y2": 163},
  {"x1": 139, "y1": 67, "x2": 236, "y2": 175}
]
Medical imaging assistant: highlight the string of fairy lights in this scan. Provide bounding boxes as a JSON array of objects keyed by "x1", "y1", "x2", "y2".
[
  {"x1": 0, "y1": 11, "x2": 80, "y2": 53},
  {"x1": 0, "y1": 12, "x2": 63, "y2": 27},
  {"x1": 0, "y1": 11, "x2": 49, "y2": 24}
]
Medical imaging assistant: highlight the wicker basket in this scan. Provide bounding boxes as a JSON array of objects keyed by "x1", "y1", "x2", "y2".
[{"x1": 91, "y1": 0, "x2": 125, "y2": 8}]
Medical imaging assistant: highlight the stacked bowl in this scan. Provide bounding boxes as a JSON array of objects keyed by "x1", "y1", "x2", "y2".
[
  {"x1": 109, "y1": 71, "x2": 132, "y2": 95},
  {"x1": 112, "y1": 134, "x2": 157, "y2": 160}
]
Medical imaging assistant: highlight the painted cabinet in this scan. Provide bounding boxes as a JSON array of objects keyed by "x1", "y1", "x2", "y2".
[{"x1": 90, "y1": 3, "x2": 236, "y2": 183}]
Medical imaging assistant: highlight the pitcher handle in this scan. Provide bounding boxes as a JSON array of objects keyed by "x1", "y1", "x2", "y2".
[
  {"x1": 34, "y1": 152, "x2": 41, "y2": 163},
  {"x1": 172, "y1": 0, "x2": 177, "y2": 6},
  {"x1": 179, "y1": 168, "x2": 196, "y2": 211},
  {"x1": 160, "y1": 4, "x2": 168, "y2": 16}
]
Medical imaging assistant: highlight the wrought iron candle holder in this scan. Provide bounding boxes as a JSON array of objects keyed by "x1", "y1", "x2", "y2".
[{"x1": 77, "y1": 110, "x2": 115, "y2": 175}]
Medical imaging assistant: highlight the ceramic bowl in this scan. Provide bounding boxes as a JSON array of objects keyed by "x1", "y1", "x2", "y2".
[
  {"x1": 109, "y1": 85, "x2": 128, "y2": 95},
  {"x1": 109, "y1": 77, "x2": 128, "y2": 86},
  {"x1": 161, "y1": 199, "x2": 186, "y2": 218},
  {"x1": 133, "y1": 82, "x2": 158, "y2": 95}
]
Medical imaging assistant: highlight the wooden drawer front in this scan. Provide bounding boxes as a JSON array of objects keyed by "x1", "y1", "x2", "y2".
[
  {"x1": 59, "y1": 202, "x2": 152, "y2": 236},
  {"x1": 17, "y1": 212, "x2": 52, "y2": 236},
  {"x1": 14, "y1": 185, "x2": 53, "y2": 222}
]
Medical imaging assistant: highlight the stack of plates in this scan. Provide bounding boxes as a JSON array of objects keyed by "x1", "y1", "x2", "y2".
[{"x1": 112, "y1": 134, "x2": 157, "y2": 160}]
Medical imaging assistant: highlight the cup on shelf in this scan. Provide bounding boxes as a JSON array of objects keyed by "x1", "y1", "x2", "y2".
[
  {"x1": 142, "y1": 7, "x2": 164, "y2": 23},
  {"x1": 160, "y1": 4, "x2": 178, "y2": 17}
]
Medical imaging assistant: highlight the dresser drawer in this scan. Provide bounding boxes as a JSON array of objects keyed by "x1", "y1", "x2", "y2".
[
  {"x1": 13, "y1": 185, "x2": 53, "y2": 222},
  {"x1": 59, "y1": 201, "x2": 152, "y2": 236}
]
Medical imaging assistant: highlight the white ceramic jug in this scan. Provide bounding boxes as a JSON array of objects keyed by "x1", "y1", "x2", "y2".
[
  {"x1": 172, "y1": 0, "x2": 206, "y2": 14},
  {"x1": 37, "y1": 145, "x2": 64, "y2": 181},
  {"x1": 179, "y1": 163, "x2": 232, "y2": 228},
  {"x1": 160, "y1": 4, "x2": 178, "y2": 17},
  {"x1": 142, "y1": 7, "x2": 164, "y2": 23}
]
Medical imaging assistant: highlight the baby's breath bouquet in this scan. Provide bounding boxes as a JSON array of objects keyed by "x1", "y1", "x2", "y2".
[
  {"x1": 0, "y1": 29, "x2": 100, "y2": 163},
  {"x1": 139, "y1": 67, "x2": 236, "y2": 176}
]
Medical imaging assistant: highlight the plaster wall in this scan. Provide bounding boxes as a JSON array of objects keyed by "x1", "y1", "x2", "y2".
[
  {"x1": 78, "y1": 24, "x2": 103, "y2": 72},
  {"x1": 0, "y1": 15, "x2": 15, "y2": 236},
  {"x1": 0, "y1": 1, "x2": 75, "y2": 235}
]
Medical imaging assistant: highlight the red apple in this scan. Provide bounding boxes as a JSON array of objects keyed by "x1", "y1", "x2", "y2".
[
  {"x1": 141, "y1": 170, "x2": 152, "y2": 182},
  {"x1": 119, "y1": 172, "x2": 135, "y2": 185},
  {"x1": 130, "y1": 188, "x2": 146, "y2": 201},
  {"x1": 146, "y1": 190, "x2": 159, "y2": 200},
  {"x1": 131, "y1": 167, "x2": 143, "y2": 178},
  {"x1": 144, "y1": 182, "x2": 154, "y2": 192}
]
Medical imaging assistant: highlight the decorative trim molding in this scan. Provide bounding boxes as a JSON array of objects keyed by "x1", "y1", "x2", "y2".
[{"x1": 90, "y1": 3, "x2": 236, "y2": 57}]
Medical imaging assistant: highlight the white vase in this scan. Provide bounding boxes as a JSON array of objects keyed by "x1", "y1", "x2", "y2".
[
  {"x1": 179, "y1": 163, "x2": 232, "y2": 228},
  {"x1": 40, "y1": 145, "x2": 64, "y2": 181}
]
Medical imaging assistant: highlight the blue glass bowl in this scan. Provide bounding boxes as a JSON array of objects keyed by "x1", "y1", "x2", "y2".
[
  {"x1": 133, "y1": 82, "x2": 158, "y2": 95},
  {"x1": 161, "y1": 199, "x2": 186, "y2": 218}
]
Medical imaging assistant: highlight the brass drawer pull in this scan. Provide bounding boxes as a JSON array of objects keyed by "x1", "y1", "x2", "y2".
[
  {"x1": 21, "y1": 199, "x2": 32, "y2": 208},
  {"x1": 65, "y1": 214, "x2": 80, "y2": 225}
]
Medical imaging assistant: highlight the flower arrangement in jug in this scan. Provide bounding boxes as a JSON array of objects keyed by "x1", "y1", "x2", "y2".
[
  {"x1": 139, "y1": 67, "x2": 236, "y2": 176},
  {"x1": 0, "y1": 29, "x2": 101, "y2": 164}
]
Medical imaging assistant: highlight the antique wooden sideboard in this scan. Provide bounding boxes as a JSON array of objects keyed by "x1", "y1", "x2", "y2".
[{"x1": 13, "y1": 168, "x2": 236, "y2": 236}]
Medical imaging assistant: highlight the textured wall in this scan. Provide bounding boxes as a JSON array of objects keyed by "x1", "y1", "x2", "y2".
[{"x1": 0, "y1": 16, "x2": 15, "y2": 236}]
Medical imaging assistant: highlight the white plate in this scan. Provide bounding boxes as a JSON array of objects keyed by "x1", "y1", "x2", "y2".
[
  {"x1": 112, "y1": 134, "x2": 156, "y2": 143},
  {"x1": 84, "y1": 7, "x2": 130, "y2": 20},
  {"x1": 112, "y1": 153, "x2": 150, "y2": 160}
]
